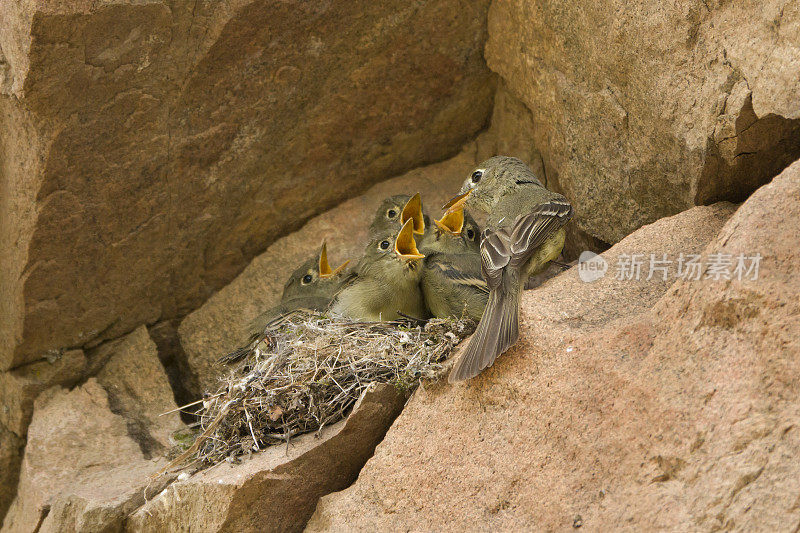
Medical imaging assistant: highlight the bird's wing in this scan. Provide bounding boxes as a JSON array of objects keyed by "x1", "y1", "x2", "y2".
[
  {"x1": 429, "y1": 255, "x2": 490, "y2": 295},
  {"x1": 508, "y1": 199, "x2": 573, "y2": 267},
  {"x1": 479, "y1": 228, "x2": 513, "y2": 290}
]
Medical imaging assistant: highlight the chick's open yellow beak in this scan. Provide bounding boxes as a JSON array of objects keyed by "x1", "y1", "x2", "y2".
[
  {"x1": 400, "y1": 192, "x2": 425, "y2": 235},
  {"x1": 442, "y1": 189, "x2": 472, "y2": 216},
  {"x1": 318, "y1": 242, "x2": 350, "y2": 278},
  {"x1": 394, "y1": 219, "x2": 425, "y2": 260},
  {"x1": 434, "y1": 207, "x2": 465, "y2": 235}
]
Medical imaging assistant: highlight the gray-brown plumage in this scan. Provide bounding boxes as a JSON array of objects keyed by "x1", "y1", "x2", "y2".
[
  {"x1": 443, "y1": 156, "x2": 573, "y2": 382},
  {"x1": 419, "y1": 205, "x2": 481, "y2": 255},
  {"x1": 419, "y1": 207, "x2": 487, "y2": 321},
  {"x1": 230, "y1": 243, "x2": 350, "y2": 360},
  {"x1": 368, "y1": 193, "x2": 428, "y2": 239},
  {"x1": 331, "y1": 219, "x2": 429, "y2": 321}
]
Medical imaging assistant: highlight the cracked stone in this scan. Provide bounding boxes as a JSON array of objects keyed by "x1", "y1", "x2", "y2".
[
  {"x1": 95, "y1": 325, "x2": 184, "y2": 453},
  {"x1": 127, "y1": 383, "x2": 407, "y2": 533}
]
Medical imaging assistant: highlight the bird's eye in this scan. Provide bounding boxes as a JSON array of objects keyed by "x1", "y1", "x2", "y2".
[
  {"x1": 387, "y1": 209, "x2": 398, "y2": 219},
  {"x1": 471, "y1": 169, "x2": 483, "y2": 183},
  {"x1": 379, "y1": 240, "x2": 391, "y2": 250},
  {"x1": 301, "y1": 274, "x2": 313, "y2": 284},
  {"x1": 466, "y1": 228, "x2": 476, "y2": 240}
]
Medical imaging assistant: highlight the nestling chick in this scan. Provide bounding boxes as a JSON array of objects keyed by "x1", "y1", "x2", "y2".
[
  {"x1": 368, "y1": 193, "x2": 428, "y2": 239},
  {"x1": 331, "y1": 219, "x2": 429, "y2": 321},
  {"x1": 248, "y1": 242, "x2": 350, "y2": 336},
  {"x1": 419, "y1": 206, "x2": 487, "y2": 322},
  {"x1": 419, "y1": 205, "x2": 481, "y2": 255}
]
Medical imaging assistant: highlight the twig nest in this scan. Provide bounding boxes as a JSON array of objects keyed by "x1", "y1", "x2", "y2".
[{"x1": 172, "y1": 312, "x2": 474, "y2": 469}]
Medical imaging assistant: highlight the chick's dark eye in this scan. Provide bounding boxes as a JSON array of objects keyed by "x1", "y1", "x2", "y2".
[
  {"x1": 471, "y1": 170, "x2": 483, "y2": 183},
  {"x1": 379, "y1": 240, "x2": 391, "y2": 250},
  {"x1": 302, "y1": 274, "x2": 313, "y2": 284},
  {"x1": 387, "y1": 209, "x2": 398, "y2": 219},
  {"x1": 466, "y1": 229, "x2": 475, "y2": 240}
]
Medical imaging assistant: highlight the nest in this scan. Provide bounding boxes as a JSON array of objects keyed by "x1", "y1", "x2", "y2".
[{"x1": 169, "y1": 312, "x2": 473, "y2": 469}]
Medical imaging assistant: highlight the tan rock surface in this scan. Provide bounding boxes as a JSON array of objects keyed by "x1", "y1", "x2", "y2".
[
  {"x1": 308, "y1": 162, "x2": 800, "y2": 530},
  {"x1": 96, "y1": 326, "x2": 184, "y2": 450},
  {"x1": 0, "y1": 349, "x2": 85, "y2": 521},
  {"x1": 1, "y1": 380, "x2": 172, "y2": 533},
  {"x1": 128, "y1": 383, "x2": 406, "y2": 533},
  {"x1": 0, "y1": 427, "x2": 23, "y2": 523},
  {"x1": 0, "y1": 0, "x2": 494, "y2": 370},
  {"x1": 484, "y1": 0, "x2": 800, "y2": 245},
  {"x1": 476, "y1": 81, "x2": 611, "y2": 259},
  {"x1": 179, "y1": 146, "x2": 482, "y2": 395},
  {"x1": 0, "y1": 349, "x2": 85, "y2": 438}
]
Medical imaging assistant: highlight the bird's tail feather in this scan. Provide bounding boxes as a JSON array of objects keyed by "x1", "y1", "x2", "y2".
[{"x1": 449, "y1": 283, "x2": 519, "y2": 383}]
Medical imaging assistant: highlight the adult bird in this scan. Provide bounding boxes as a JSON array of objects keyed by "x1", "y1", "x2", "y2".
[{"x1": 442, "y1": 156, "x2": 573, "y2": 382}]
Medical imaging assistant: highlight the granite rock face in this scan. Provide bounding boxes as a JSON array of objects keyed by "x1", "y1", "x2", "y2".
[
  {"x1": 1, "y1": 325, "x2": 182, "y2": 531},
  {"x1": 0, "y1": 0, "x2": 494, "y2": 370},
  {"x1": 0, "y1": 349, "x2": 85, "y2": 440},
  {"x1": 2, "y1": 1, "x2": 799, "y2": 530},
  {"x1": 0, "y1": 428, "x2": 24, "y2": 525},
  {"x1": 307, "y1": 163, "x2": 800, "y2": 530},
  {"x1": 484, "y1": 0, "x2": 800, "y2": 245}
]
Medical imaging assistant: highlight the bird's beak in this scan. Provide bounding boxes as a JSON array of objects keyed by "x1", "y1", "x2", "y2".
[
  {"x1": 434, "y1": 207, "x2": 465, "y2": 235},
  {"x1": 442, "y1": 189, "x2": 472, "y2": 216},
  {"x1": 394, "y1": 219, "x2": 425, "y2": 260},
  {"x1": 400, "y1": 192, "x2": 425, "y2": 235},
  {"x1": 318, "y1": 242, "x2": 350, "y2": 278}
]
